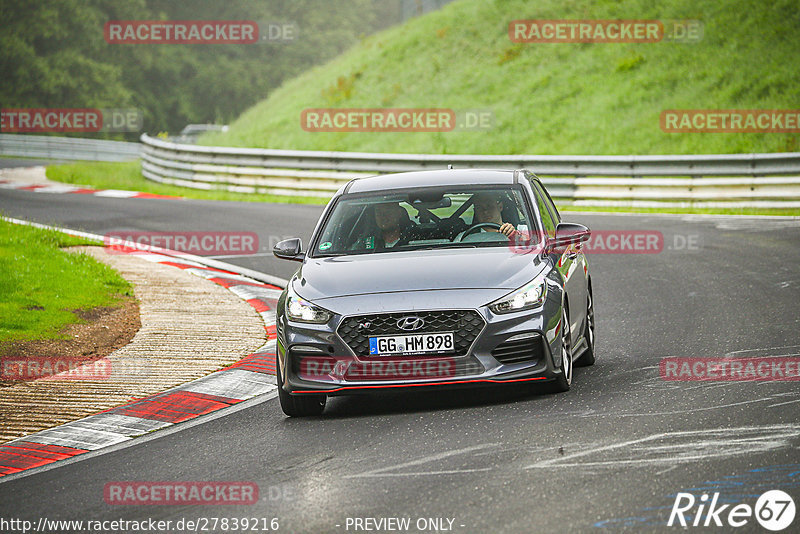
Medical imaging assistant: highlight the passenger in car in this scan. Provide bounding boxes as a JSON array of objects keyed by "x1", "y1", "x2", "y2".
[{"x1": 353, "y1": 202, "x2": 416, "y2": 250}]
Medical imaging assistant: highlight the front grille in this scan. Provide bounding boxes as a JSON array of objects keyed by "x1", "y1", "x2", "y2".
[
  {"x1": 337, "y1": 310, "x2": 485, "y2": 357},
  {"x1": 491, "y1": 334, "x2": 544, "y2": 365}
]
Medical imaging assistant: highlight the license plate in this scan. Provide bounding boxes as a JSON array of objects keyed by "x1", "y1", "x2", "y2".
[{"x1": 369, "y1": 332, "x2": 454, "y2": 356}]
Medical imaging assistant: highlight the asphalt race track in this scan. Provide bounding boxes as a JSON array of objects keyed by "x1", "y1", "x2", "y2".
[
  {"x1": 1, "y1": 183, "x2": 799, "y2": 532},
  {"x1": 0, "y1": 158, "x2": 68, "y2": 169}
]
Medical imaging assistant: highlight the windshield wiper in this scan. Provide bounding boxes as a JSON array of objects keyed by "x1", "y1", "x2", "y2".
[{"x1": 413, "y1": 243, "x2": 478, "y2": 250}]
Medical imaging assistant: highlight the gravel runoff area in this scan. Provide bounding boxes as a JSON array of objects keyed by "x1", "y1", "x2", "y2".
[
  {"x1": 0, "y1": 165, "x2": 53, "y2": 185},
  {"x1": 0, "y1": 246, "x2": 268, "y2": 443}
]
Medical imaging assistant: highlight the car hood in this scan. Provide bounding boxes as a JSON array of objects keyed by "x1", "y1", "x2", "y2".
[{"x1": 293, "y1": 248, "x2": 546, "y2": 301}]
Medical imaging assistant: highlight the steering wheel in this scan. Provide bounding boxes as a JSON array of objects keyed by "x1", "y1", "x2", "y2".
[{"x1": 459, "y1": 222, "x2": 503, "y2": 241}]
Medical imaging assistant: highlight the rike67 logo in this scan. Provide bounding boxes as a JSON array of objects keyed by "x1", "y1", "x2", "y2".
[{"x1": 668, "y1": 490, "x2": 795, "y2": 530}]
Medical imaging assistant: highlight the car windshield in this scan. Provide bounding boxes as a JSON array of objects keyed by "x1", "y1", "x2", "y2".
[{"x1": 312, "y1": 186, "x2": 538, "y2": 256}]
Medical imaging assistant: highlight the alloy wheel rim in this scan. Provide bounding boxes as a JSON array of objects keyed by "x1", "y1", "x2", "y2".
[
  {"x1": 587, "y1": 292, "x2": 595, "y2": 349},
  {"x1": 562, "y1": 309, "x2": 572, "y2": 384}
]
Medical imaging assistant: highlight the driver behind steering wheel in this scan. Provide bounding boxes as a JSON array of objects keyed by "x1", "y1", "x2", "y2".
[{"x1": 471, "y1": 192, "x2": 517, "y2": 237}]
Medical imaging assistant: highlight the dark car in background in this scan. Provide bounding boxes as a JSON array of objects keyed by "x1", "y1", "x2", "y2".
[{"x1": 272, "y1": 169, "x2": 594, "y2": 416}]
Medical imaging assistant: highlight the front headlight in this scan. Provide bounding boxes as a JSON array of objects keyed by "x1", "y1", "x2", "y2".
[
  {"x1": 286, "y1": 285, "x2": 332, "y2": 324},
  {"x1": 488, "y1": 277, "x2": 548, "y2": 314}
]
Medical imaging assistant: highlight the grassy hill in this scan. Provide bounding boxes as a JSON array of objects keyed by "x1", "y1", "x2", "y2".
[{"x1": 201, "y1": 0, "x2": 799, "y2": 155}]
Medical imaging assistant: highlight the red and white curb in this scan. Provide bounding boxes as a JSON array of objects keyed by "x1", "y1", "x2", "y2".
[
  {"x1": 0, "y1": 221, "x2": 284, "y2": 480},
  {"x1": 0, "y1": 179, "x2": 178, "y2": 199}
]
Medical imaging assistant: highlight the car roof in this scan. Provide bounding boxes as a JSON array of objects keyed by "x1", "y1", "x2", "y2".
[{"x1": 343, "y1": 169, "x2": 525, "y2": 194}]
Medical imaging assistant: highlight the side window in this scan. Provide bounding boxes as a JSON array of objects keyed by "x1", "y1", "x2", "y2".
[
  {"x1": 531, "y1": 179, "x2": 561, "y2": 224},
  {"x1": 531, "y1": 184, "x2": 556, "y2": 238}
]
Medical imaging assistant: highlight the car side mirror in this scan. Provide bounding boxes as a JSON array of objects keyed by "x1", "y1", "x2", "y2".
[
  {"x1": 551, "y1": 223, "x2": 591, "y2": 248},
  {"x1": 273, "y1": 238, "x2": 305, "y2": 262}
]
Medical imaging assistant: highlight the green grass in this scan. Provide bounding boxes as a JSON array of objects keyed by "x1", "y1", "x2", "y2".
[
  {"x1": 200, "y1": 0, "x2": 800, "y2": 156},
  {"x1": 0, "y1": 218, "x2": 134, "y2": 345},
  {"x1": 45, "y1": 161, "x2": 328, "y2": 205}
]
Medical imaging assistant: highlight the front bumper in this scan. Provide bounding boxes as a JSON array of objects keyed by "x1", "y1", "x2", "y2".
[{"x1": 277, "y1": 290, "x2": 565, "y2": 396}]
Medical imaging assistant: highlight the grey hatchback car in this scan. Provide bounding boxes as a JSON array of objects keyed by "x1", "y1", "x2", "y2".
[{"x1": 273, "y1": 169, "x2": 595, "y2": 416}]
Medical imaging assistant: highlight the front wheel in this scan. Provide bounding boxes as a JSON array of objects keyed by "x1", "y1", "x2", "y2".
[
  {"x1": 575, "y1": 288, "x2": 596, "y2": 367},
  {"x1": 548, "y1": 307, "x2": 573, "y2": 393},
  {"x1": 277, "y1": 362, "x2": 326, "y2": 417}
]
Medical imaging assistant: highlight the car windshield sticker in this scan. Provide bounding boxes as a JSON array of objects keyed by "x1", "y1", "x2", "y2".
[{"x1": 319, "y1": 241, "x2": 332, "y2": 251}]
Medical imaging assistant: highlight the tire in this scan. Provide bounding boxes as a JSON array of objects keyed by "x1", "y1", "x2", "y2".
[
  {"x1": 574, "y1": 288, "x2": 596, "y2": 367},
  {"x1": 277, "y1": 362, "x2": 326, "y2": 417},
  {"x1": 548, "y1": 307, "x2": 573, "y2": 393}
]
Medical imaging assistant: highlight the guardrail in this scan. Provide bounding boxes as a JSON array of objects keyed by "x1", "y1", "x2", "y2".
[
  {"x1": 0, "y1": 134, "x2": 140, "y2": 162},
  {"x1": 140, "y1": 134, "x2": 800, "y2": 208}
]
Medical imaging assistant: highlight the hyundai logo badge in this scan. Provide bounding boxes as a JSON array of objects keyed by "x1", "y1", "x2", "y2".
[{"x1": 397, "y1": 316, "x2": 425, "y2": 331}]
